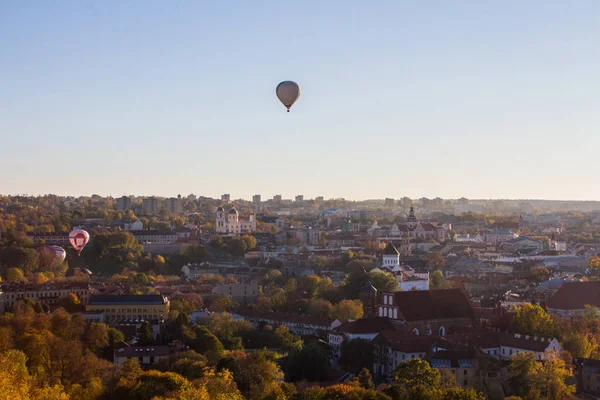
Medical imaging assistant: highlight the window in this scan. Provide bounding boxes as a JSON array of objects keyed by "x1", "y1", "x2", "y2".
[
  {"x1": 464, "y1": 370, "x2": 468, "y2": 376},
  {"x1": 463, "y1": 380, "x2": 468, "y2": 386}
]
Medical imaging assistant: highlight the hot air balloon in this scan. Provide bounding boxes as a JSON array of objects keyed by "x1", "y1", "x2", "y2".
[
  {"x1": 69, "y1": 229, "x2": 90, "y2": 252},
  {"x1": 276, "y1": 81, "x2": 301, "y2": 112},
  {"x1": 36, "y1": 245, "x2": 66, "y2": 268}
]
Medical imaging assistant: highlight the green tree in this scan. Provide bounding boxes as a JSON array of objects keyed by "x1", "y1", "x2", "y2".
[
  {"x1": 240, "y1": 235, "x2": 257, "y2": 251},
  {"x1": 139, "y1": 321, "x2": 154, "y2": 346},
  {"x1": 508, "y1": 353, "x2": 537, "y2": 397},
  {"x1": 589, "y1": 255, "x2": 600, "y2": 274},
  {"x1": 340, "y1": 339, "x2": 374, "y2": 374},
  {"x1": 511, "y1": 303, "x2": 556, "y2": 337},
  {"x1": 275, "y1": 325, "x2": 303, "y2": 355},
  {"x1": 442, "y1": 387, "x2": 485, "y2": 400},
  {"x1": 227, "y1": 237, "x2": 247, "y2": 256},
  {"x1": 394, "y1": 358, "x2": 441, "y2": 389},
  {"x1": 369, "y1": 270, "x2": 399, "y2": 293},
  {"x1": 430, "y1": 270, "x2": 445, "y2": 289},
  {"x1": 562, "y1": 332, "x2": 598, "y2": 358}
]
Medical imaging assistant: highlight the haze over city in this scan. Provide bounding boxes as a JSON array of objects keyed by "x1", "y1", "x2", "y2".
[{"x1": 2, "y1": 1, "x2": 600, "y2": 200}]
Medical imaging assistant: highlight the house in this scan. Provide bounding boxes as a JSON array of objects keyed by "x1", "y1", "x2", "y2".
[
  {"x1": 378, "y1": 207, "x2": 447, "y2": 241},
  {"x1": 576, "y1": 358, "x2": 600, "y2": 395},
  {"x1": 130, "y1": 230, "x2": 178, "y2": 244},
  {"x1": 124, "y1": 220, "x2": 144, "y2": 231},
  {"x1": 484, "y1": 229, "x2": 518, "y2": 245},
  {"x1": 546, "y1": 281, "x2": 600, "y2": 317},
  {"x1": 378, "y1": 289, "x2": 475, "y2": 336},
  {"x1": 235, "y1": 309, "x2": 335, "y2": 337},
  {"x1": 211, "y1": 283, "x2": 259, "y2": 305},
  {"x1": 114, "y1": 343, "x2": 187, "y2": 366},
  {"x1": 328, "y1": 317, "x2": 398, "y2": 357},
  {"x1": 373, "y1": 331, "x2": 438, "y2": 377},
  {"x1": 86, "y1": 294, "x2": 170, "y2": 321},
  {"x1": 372, "y1": 243, "x2": 430, "y2": 291},
  {"x1": 501, "y1": 237, "x2": 544, "y2": 254},
  {"x1": 0, "y1": 282, "x2": 90, "y2": 313},
  {"x1": 428, "y1": 349, "x2": 503, "y2": 393},
  {"x1": 26, "y1": 232, "x2": 71, "y2": 246},
  {"x1": 443, "y1": 330, "x2": 562, "y2": 361}
]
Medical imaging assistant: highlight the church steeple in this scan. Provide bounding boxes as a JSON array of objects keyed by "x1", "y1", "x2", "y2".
[{"x1": 407, "y1": 206, "x2": 418, "y2": 229}]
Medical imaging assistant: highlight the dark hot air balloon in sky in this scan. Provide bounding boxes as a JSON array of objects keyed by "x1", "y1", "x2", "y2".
[{"x1": 276, "y1": 81, "x2": 301, "y2": 112}]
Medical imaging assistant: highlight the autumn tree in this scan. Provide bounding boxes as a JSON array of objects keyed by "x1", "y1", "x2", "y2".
[
  {"x1": 332, "y1": 299, "x2": 364, "y2": 322},
  {"x1": 227, "y1": 237, "x2": 247, "y2": 256},
  {"x1": 425, "y1": 251, "x2": 446, "y2": 269},
  {"x1": 275, "y1": 325, "x2": 303, "y2": 355},
  {"x1": 511, "y1": 303, "x2": 556, "y2": 338},
  {"x1": 531, "y1": 267, "x2": 551, "y2": 282}
]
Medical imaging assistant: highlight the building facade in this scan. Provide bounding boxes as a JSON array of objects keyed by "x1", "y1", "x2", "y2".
[
  {"x1": 86, "y1": 294, "x2": 170, "y2": 321},
  {"x1": 216, "y1": 207, "x2": 256, "y2": 234},
  {"x1": 0, "y1": 282, "x2": 90, "y2": 312}
]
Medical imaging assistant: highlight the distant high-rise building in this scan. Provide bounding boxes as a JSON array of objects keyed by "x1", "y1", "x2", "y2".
[
  {"x1": 165, "y1": 197, "x2": 183, "y2": 214},
  {"x1": 187, "y1": 194, "x2": 197, "y2": 200},
  {"x1": 315, "y1": 196, "x2": 324, "y2": 204},
  {"x1": 221, "y1": 194, "x2": 231, "y2": 202},
  {"x1": 252, "y1": 194, "x2": 261, "y2": 205},
  {"x1": 116, "y1": 196, "x2": 132, "y2": 210},
  {"x1": 273, "y1": 195, "x2": 282, "y2": 202},
  {"x1": 295, "y1": 195, "x2": 304, "y2": 202},
  {"x1": 143, "y1": 197, "x2": 161, "y2": 215},
  {"x1": 400, "y1": 197, "x2": 412, "y2": 208},
  {"x1": 385, "y1": 198, "x2": 395, "y2": 207}
]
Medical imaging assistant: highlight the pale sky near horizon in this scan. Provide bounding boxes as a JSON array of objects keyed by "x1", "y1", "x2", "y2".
[{"x1": 1, "y1": 1, "x2": 599, "y2": 201}]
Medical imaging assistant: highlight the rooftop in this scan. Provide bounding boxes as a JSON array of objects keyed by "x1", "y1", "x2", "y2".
[{"x1": 89, "y1": 294, "x2": 168, "y2": 306}]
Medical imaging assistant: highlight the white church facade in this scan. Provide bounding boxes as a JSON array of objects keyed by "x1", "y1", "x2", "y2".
[{"x1": 216, "y1": 207, "x2": 256, "y2": 234}]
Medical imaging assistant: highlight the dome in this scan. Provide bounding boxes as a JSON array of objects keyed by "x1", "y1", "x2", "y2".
[
  {"x1": 228, "y1": 208, "x2": 238, "y2": 214},
  {"x1": 217, "y1": 206, "x2": 224, "y2": 212}
]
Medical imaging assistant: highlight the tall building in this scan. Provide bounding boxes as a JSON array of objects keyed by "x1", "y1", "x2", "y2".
[
  {"x1": 400, "y1": 197, "x2": 412, "y2": 208},
  {"x1": 273, "y1": 195, "x2": 282, "y2": 202},
  {"x1": 252, "y1": 194, "x2": 261, "y2": 206},
  {"x1": 385, "y1": 198, "x2": 395, "y2": 207},
  {"x1": 315, "y1": 196, "x2": 324, "y2": 204},
  {"x1": 216, "y1": 207, "x2": 256, "y2": 234},
  {"x1": 295, "y1": 195, "x2": 304, "y2": 202},
  {"x1": 143, "y1": 197, "x2": 161, "y2": 215},
  {"x1": 165, "y1": 196, "x2": 182, "y2": 214},
  {"x1": 221, "y1": 194, "x2": 231, "y2": 202},
  {"x1": 116, "y1": 196, "x2": 133, "y2": 210}
]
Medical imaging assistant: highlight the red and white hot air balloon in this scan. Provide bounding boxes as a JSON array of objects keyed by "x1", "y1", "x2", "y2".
[{"x1": 69, "y1": 229, "x2": 90, "y2": 252}]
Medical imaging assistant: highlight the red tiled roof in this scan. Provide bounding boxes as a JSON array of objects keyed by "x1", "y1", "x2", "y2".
[
  {"x1": 337, "y1": 317, "x2": 398, "y2": 334},
  {"x1": 392, "y1": 289, "x2": 474, "y2": 321},
  {"x1": 375, "y1": 331, "x2": 438, "y2": 352},
  {"x1": 236, "y1": 309, "x2": 332, "y2": 327},
  {"x1": 546, "y1": 281, "x2": 600, "y2": 310}
]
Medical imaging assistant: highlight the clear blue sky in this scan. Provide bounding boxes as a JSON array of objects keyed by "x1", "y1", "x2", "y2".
[{"x1": 2, "y1": 1, "x2": 599, "y2": 200}]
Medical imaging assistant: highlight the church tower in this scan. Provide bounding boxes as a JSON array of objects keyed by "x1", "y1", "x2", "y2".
[{"x1": 407, "y1": 206, "x2": 418, "y2": 229}]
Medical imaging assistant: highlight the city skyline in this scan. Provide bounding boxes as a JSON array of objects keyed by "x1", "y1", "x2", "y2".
[{"x1": 2, "y1": 1, "x2": 600, "y2": 200}]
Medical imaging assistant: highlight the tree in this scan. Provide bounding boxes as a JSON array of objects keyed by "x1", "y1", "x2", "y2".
[
  {"x1": 425, "y1": 252, "x2": 446, "y2": 269},
  {"x1": 530, "y1": 352, "x2": 575, "y2": 399},
  {"x1": 394, "y1": 358, "x2": 441, "y2": 388},
  {"x1": 511, "y1": 303, "x2": 556, "y2": 337},
  {"x1": 139, "y1": 321, "x2": 154, "y2": 346},
  {"x1": 0, "y1": 247, "x2": 39, "y2": 274},
  {"x1": 184, "y1": 244, "x2": 208, "y2": 264},
  {"x1": 369, "y1": 270, "x2": 399, "y2": 293},
  {"x1": 358, "y1": 368, "x2": 375, "y2": 390},
  {"x1": 281, "y1": 342, "x2": 330, "y2": 382},
  {"x1": 531, "y1": 267, "x2": 551, "y2": 282},
  {"x1": 61, "y1": 293, "x2": 81, "y2": 312},
  {"x1": 562, "y1": 332, "x2": 598, "y2": 359},
  {"x1": 240, "y1": 235, "x2": 257, "y2": 251},
  {"x1": 5, "y1": 267, "x2": 25, "y2": 282},
  {"x1": 275, "y1": 325, "x2": 303, "y2": 355},
  {"x1": 508, "y1": 353, "x2": 537, "y2": 397},
  {"x1": 442, "y1": 387, "x2": 485, "y2": 400},
  {"x1": 217, "y1": 351, "x2": 284, "y2": 400},
  {"x1": 83, "y1": 322, "x2": 109, "y2": 353},
  {"x1": 308, "y1": 298, "x2": 333, "y2": 317},
  {"x1": 589, "y1": 255, "x2": 600, "y2": 274},
  {"x1": 340, "y1": 339, "x2": 374, "y2": 374},
  {"x1": 227, "y1": 237, "x2": 247, "y2": 257},
  {"x1": 430, "y1": 270, "x2": 445, "y2": 289},
  {"x1": 332, "y1": 299, "x2": 364, "y2": 322}
]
